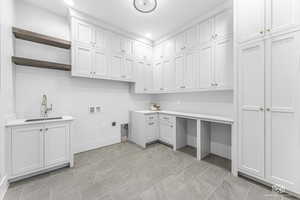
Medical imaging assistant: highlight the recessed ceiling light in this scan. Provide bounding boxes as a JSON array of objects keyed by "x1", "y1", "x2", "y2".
[
  {"x1": 64, "y1": 0, "x2": 74, "y2": 7},
  {"x1": 145, "y1": 33, "x2": 152, "y2": 38}
]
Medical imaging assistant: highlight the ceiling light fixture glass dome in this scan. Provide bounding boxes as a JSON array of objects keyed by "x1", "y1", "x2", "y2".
[{"x1": 134, "y1": 0, "x2": 157, "y2": 13}]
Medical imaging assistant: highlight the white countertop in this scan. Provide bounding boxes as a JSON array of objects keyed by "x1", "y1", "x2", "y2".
[
  {"x1": 6, "y1": 116, "x2": 74, "y2": 127},
  {"x1": 134, "y1": 110, "x2": 234, "y2": 124}
]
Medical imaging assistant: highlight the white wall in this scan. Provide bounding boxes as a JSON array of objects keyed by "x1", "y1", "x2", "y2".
[
  {"x1": 153, "y1": 91, "x2": 233, "y2": 159},
  {"x1": 14, "y1": 1, "x2": 152, "y2": 153},
  {"x1": 0, "y1": 0, "x2": 15, "y2": 197}
]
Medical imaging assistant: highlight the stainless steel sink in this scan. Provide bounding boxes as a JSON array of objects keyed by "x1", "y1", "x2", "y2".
[{"x1": 25, "y1": 117, "x2": 63, "y2": 122}]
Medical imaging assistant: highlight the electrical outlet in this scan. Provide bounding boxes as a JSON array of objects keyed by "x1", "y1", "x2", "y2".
[
  {"x1": 89, "y1": 106, "x2": 95, "y2": 113},
  {"x1": 96, "y1": 106, "x2": 101, "y2": 113}
]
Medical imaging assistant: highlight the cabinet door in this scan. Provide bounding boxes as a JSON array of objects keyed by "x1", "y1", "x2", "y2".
[
  {"x1": 73, "y1": 19, "x2": 94, "y2": 45},
  {"x1": 111, "y1": 33, "x2": 122, "y2": 54},
  {"x1": 123, "y1": 57, "x2": 134, "y2": 80},
  {"x1": 175, "y1": 55, "x2": 185, "y2": 89},
  {"x1": 199, "y1": 44, "x2": 213, "y2": 89},
  {"x1": 199, "y1": 19, "x2": 212, "y2": 46},
  {"x1": 175, "y1": 33, "x2": 186, "y2": 54},
  {"x1": 162, "y1": 59, "x2": 175, "y2": 91},
  {"x1": 238, "y1": 41, "x2": 265, "y2": 178},
  {"x1": 267, "y1": 0, "x2": 300, "y2": 34},
  {"x1": 11, "y1": 126, "x2": 44, "y2": 176},
  {"x1": 159, "y1": 122, "x2": 174, "y2": 145},
  {"x1": 146, "y1": 120, "x2": 158, "y2": 142},
  {"x1": 122, "y1": 38, "x2": 133, "y2": 56},
  {"x1": 135, "y1": 41, "x2": 147, "y2": 60},
  {"x1": 134, "y1": 61, "x2": 145, "y2": 93},
  {"x1": 153, "y1": 61, "x2": 163, "y2": 91},
  {"x1": 45, "y1": 124, "x2": 69, "y2": 167},
  {"x1": 186, "y1": 26, "x2": 198, "y2": 49},
  {"x1": 94, "y1": 27, "x2": 107, "y2": 51},
  {"x1": 154, "y1": 43, "x2": 164, "y2": 61},
  {"x1": 144, "y1": 63, "x2": 153, "y2": 92},
  {"x1": 265, "y1": 32, "x2": 300, "y2": 192},
  {"x1": 164, "y1": 39, "x2": 175, "y2": 59},
  {"x1": 111, "y1": 54, "x2": 123, "y2": 78},
  {"x1": 214, "y1": 9, "x2": 233, "y2": 40},
  {"x1": 237, "y1": 0, "x2": 265, "y2": 43},
  {"x1": 94, "y1": 49, "x2": 108, "y2": 78},
  {"x1": 73, "y1": 44, "x2": 93, "y2": 77},
  {"x1": 185, "y1": 50, "x2": 199, "y2": 89},
  {"x1": 214, "y1": 38, "x2": 233, "y2": 88}
]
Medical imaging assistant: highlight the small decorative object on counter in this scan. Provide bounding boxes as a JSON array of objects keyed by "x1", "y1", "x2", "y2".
[{"x1": 150, "y1": 103, "x2": 160, "y2": 111}]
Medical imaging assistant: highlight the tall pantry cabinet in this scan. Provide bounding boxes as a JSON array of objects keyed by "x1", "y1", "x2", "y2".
[{"x1": 236, "y1": 0, "x2": 300, "y2": 194}]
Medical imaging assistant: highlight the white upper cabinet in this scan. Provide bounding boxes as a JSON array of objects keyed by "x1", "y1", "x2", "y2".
[
  {"x1": 111, "y1": 33, "x2": 123, "y2": 54},
  {"x1": 94, "y1": 27, "x2": 108, "y2": 50},
  {"x1": 214, "y1": 9, "x2": 233, "y2": 40},
  {"x1": 73, "y1": 44, "x2": 93, "y2": 78},
  {"x1": 185, "y1": 26, "x2": 199, "y2": 49},
  {"x1": 110, "y1": 54, "x2": 123, "y2": 79},
  {"x1": 267, "y1": 0, "x2": 300, "y2": 35},
  {"x1": 153, "y1": 61, "x2": 163, "y2": 91},
  {"x1": 199, "y1": 44, "x2": 213, "y2": 89},
  {"x1": 162, "y1": 59, "x2": 175, "y2": 91},
  {"x1": 163, "y1": 39, "x2": 175, "y2": 59},
  {"x1": 174, "y1": 54, "x2": 185, "y2": 89},
  {"x1": 175, "y1": 33, "x2": 186, "y2": 54},
  {"x1": 154, "y1": 43, "x2": 164, "y2": 61},
  {"x1": 73, "y1": 19, "x2": 93, "y2": 45},
  {"x1": 185, "y1": 50, "x2": 199, "y2": 89},
  {"x1": 144, "y1": 63, "x2": 154, "y2": 92},
  {"x1": 213, "y1": 38, "x2": 233, "y2": 88},
  {"x1": 237, "y1": 0, "x2": 265, "y2": 43},
  {"x1": 94, "y1": 48, "x2": 108, "y2": 78},
  {"x1": 199, "y1": 19, "x2": 212, "y2": 46},
  {"x1": 135, "y1": 41, "x2": 153, "y2": 61},
  {"x1": 122, "y1": 38, "x2": 133, "y2": 56},
  {"x1": 123, "y1": 57, "x2": 134, "y2": 80},
  {"x1": 237, "y1": 0, "x2": 300, "y2": 43}
]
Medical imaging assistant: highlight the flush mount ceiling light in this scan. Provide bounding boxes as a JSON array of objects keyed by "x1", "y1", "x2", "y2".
[{"x1": 134, "y1": 0, "x2": 157, "y2": 13}]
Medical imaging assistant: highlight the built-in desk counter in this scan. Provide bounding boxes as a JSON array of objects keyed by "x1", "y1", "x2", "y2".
[{"x1": 130, "y1": 110, "x2": 236, "y2": 175}]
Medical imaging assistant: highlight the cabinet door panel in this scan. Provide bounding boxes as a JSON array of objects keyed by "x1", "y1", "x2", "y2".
[
  {"x1": 95, "y1": 28, "x2": 107, "y2": 51},
  {"x1": 154, "y1": 43, "x2": 164, "y2": 61},
  {"x1": 122, "y1": 38, "x2": 133, "y2": 56},
  {"x1": 175, "y1": 33, "x2": 186, "y2": 54},
  {"x1": 199, "y1": 19, "x2": 212, "y2": 46},
  {"x1": 199, "y1": 45, "x2": 213, "y2": 89},
  {"x1": 111, "y1": 34, "x2": 122, "y2": 54},
  {"x1": 164, "y1": 39, "x2": 175, "y2": 59},
  {"x1": 94, "y1": 49, "x2": 108, "y2": 77},
  {"x1": 159, "y1": 122, "x2": 173, "y2": 145},
  {"x1": 214, "y1": 9, "x2": 233, "y2": 40},
  {"x1": 146, "y1": 120, "x2": 158, "y2": 142},
  {"x1": 175, "y1": 55, "x2": 185, "y2": 89},
  {"x1": 185, "y1": 51, "x2": 199, "y2": 89},
  {"x1": 214, "y1": 38, "x2": 233, "y2": 88},
  {"x1": 186, "y1": 26, "x2": 198, "y2": 49},
  {"x1": 153, "y1": 61, "x2": 163, "y2": 91},
  {"x1": 268, "y1": 0, "x2": 300, "y2": 34},
  {"x1": 265, "y1": 33, "x2": 300, "y2": 192},
  {"x1": 123, "y1": 57, "x2": 134, "y2": 80},
  {"x1": 111, "y1": 54, "x2": 123, "y2": 78},
  {"x1": 12, "y1": 126, "x2": 44, "y2": 176},
  {"x1": 73, "y1": 44, "x2": 93, "y2": 77},
  {"x1": 45, "y1": 124, "x2": 69, "y2": 167},
  {"x1": 144, "y1": 63, "x2": 153, "y2": 92},
  {"x1": 74, "y1": 20, "x2": 93, "y2": 45},
  {"x1": 162, "y1": 59, "x2": 175, "y2": 91},
  {"x1": 134, "y1": 61, "x2": 145, "y2": 93},
  {"x1": 238, "y1": 41, "x2": 265, "y2": 178},
  {"x1": 237, "y1": 0, "x2": 265, "y2": 43}
]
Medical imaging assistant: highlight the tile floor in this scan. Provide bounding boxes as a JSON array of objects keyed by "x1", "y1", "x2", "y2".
[{"x1": 4, "y1": 142, "x2": 298, "y2": 200}]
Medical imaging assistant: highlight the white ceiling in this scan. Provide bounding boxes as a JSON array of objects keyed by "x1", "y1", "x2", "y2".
[{"x1": 20, "y1": 0, "x2": 227, "y2": 41}]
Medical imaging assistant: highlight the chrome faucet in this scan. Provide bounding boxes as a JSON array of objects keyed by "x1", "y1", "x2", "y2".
[{"x1": 41, "y1": 94, "x2": 52, "y2": 118}]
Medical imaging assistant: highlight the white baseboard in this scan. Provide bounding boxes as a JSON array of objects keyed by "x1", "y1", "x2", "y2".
[
  {"x1": 0, "y1": 176, "x2": 8, "y2": 200},
  {"x1": 74, "y1": 137, "x2": 121, "y2": 154}
]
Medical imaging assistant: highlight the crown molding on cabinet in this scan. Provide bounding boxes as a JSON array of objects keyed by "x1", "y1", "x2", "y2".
[
  {"x1": 154, "y1": 1, "x2": 232, "y2": 46},
  {"x1": 68, "y1": 8, "x2": 153, "y2": 46}
]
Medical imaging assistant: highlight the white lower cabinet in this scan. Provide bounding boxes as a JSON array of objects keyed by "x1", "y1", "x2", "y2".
[
  {"x1": 130, "y1": 112, "x2": 175, "y2": 148},
  {"x1": 7, "y1": 121, "x2": 73, "y2": 180},
  {"x1": 238, "y1": 31, "x2": 300, "y2": 194},
  {"x1": 11, "y1": 125, "x2": 44, "y2": 176}
]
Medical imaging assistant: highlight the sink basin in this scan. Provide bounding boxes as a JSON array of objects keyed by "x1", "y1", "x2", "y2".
[{"x1": 25, "y1": 117, "x2": 63, "y2": 122}]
